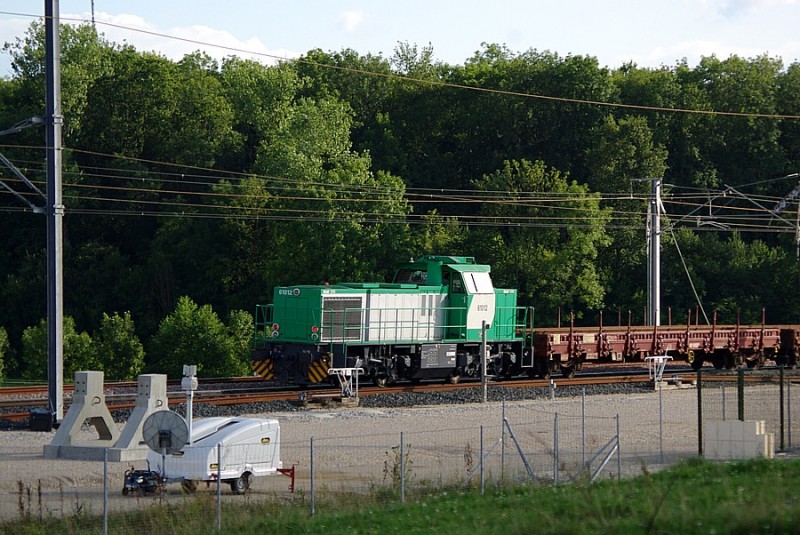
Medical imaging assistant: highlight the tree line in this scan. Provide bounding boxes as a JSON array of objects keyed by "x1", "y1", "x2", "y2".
[{"x1": 1, "y1": 23, "x2": 799, "y2": 381}]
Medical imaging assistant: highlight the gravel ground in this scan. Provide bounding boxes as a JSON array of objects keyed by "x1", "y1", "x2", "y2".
[{"x1": 0, "y1": 381, "x2": 695, "y2": 518}]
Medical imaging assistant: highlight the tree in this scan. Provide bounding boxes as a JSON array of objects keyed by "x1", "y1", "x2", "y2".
[
  {"x1": 94, "y1": 312, "x2": 145, "y2": 381},
  {"x1": 470, "y1": 160, "x2": 611, "y2": 323},
  {"x1": 585, "y1": 114, "x2": 669, "y2": 317},
  {"x1": 148, "y1": 296, "x2": 250, "y2": 379},
  {"x1": 20, "y1": 317, "x2": 97, "y2": 381}
]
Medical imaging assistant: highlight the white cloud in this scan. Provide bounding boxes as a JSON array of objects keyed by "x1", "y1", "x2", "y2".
[
  {"x1": 338, "y1": 10, "x2": 366, "y2": 33},
  {"x1": 85, "y1": 12, "x2": 299, "y2": 65},
  {"x1": 624, "y1": 39, "x2": 796, "y2": 68}
]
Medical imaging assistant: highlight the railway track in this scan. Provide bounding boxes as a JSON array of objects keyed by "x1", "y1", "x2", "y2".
[{"x1": 2, "y1": 366, "x2": 796, "y2": 425}]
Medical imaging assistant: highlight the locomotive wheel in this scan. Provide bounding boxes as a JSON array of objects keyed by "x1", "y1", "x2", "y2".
[
  {"x1": 560, "y1": 365, "x2": 575, "y2": 379},
  {"x1": 446, "y1": 372, "x2": 461, "y2": 384},
  {"x1": 690, "y1": 357, "x2": 704, "y2": 371},
  {"x1": 373, "y1": 374, "x2": 389, "y2": 388}
]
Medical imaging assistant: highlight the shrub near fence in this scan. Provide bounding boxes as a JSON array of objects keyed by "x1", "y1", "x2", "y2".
[{"x1": 3, "y1": 371, "x2": 800, "y2": 531}]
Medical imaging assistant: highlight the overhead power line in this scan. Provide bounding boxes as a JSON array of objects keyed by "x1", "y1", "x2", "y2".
[{"x1": 2, "y1": 10, "x2": 800, "y2": 121}]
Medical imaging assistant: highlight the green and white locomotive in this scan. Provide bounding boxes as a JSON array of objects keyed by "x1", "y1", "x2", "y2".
[{"x1": 252, "y1": 256, "x2": 534, "y2": 386}]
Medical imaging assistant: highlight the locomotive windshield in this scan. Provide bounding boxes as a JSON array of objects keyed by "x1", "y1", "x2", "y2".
[
  {"x1": 394, "y1": 269, "x2": 428, "y2": 284},
  {"x1": 463, "y1": 272, "x2": 494, "y2": 294}
]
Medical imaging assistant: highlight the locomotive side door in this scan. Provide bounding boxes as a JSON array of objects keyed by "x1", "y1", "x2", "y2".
[{"x1": 446, "y1": 271, "x2": 467, "y2": 339}]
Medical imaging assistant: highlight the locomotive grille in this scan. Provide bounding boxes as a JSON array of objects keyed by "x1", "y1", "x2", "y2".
[{"x1": 321, "y1": 297, "x2": 364, "y2": 341}]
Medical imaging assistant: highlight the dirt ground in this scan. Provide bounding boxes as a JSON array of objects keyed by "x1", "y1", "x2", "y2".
[{"x1": 0, "y1": 387, "x2": 710, "y2": 520}]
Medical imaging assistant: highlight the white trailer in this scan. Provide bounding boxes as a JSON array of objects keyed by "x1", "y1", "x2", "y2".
[{"x1": 147, "y1": 417, "x2": 282, "y2": 494}]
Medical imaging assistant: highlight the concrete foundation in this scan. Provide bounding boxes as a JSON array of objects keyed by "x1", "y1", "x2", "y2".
[
  {"x1": 44, "y1": 370, "x2": 119, "y2": 460},
  {"x1": 43, "y1": 372, "x2": 169, "y2": 462}
]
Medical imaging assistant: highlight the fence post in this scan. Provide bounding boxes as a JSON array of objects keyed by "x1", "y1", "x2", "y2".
[
  {"x1": 789, "y1": 377, "x2": 793, "y2": 449},
  {"x1": 659, "y1": 384, "x2": 664, "y2": 464},
  {"x1": 780, "y1": 366, "x2": 785, "y2": 451},
  {"x1": 400, "y1": 432, "x2": 405, "y2": 504},
  {"x1": 217, "y1": 443, "x2": 222, "y2": 530},
  {"x1": 310, "y1": 437, "x2": 315, "y2": 517},
  {"x1": 480, "y1": 426, "x2": 485, "y2": 495},
  {"x1": 697, "y1": 370, "x2": 703, "y2": 456},
  {"x1": 581, "y1": 387, "x2": 586, "y2": 466},
  {"x1": 722, "y1": 384, "x2": 726, "y2": 421},
  {"x1": 501, "y1": 400, "x2": 506, "y2": 482},
  {"x1": 553, "y1": 413, "x2": 559, "y2": 485},
  {"x1": 616, "y1": 414, "x2": 621, "y2": 480},
  {"x1": 737, "y1": 367, "x2": 745, "y2": 421},
  {"x1": 103, "y1": 448, "x2": 108, "y2": 535}
]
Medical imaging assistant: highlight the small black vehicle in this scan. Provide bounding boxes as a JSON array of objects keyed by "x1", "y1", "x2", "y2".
[{"x1": 122, "y1": 464, "x2": 164, "y2": 496}]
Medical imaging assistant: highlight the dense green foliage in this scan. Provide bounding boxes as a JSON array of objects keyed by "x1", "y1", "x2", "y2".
[
  {"x1": 2, "y1": 22, "x2": 800, "y2": 379},
  {"x1": 4, "y1": 458, "x2": 800, "y2": 534}
]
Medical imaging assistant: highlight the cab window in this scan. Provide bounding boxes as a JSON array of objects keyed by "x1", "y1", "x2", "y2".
[{"x1": 451, "y1": 276, "x2": 464, "y2": 294}]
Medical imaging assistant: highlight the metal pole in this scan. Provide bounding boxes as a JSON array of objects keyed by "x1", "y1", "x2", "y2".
[
  {"x1": 581, "y1": 388, "x2": 586, "y2": 465},
  {"x1": 553, "y1": 413, "x2": 559, "y2": 485},
  {"x1": 216, "y1": 444, "x2": 221, "y2": 530},
  {"x1": 479, "y1": 426, "x2": 485, "y2": 495},
  {"x1": 722, "y1": 384, "x2": 726, "y2": 420},
  {"x1": 789, "y1": 378, "x2": 793, "y2": 449},
  {"x1": 616, "y1": 414, "x2": 621, "y2": 479},
  {"x1": 737, "y1": 368, "x2": 745, "y2": 421},
  {"x1": 659, "y1": 385, "x2": 664, "y2": 464},
  {"x1": 310, "y1": 437, "x2": 315, "y2": 516},
  {"x1": 697, "y1": 370, "x2": 703, "y2": 456},
  {"x1": 481, "y1": 321, "x2": 487, "y2": 403},
  {"x1": 45, "y1": 0, "x2": 64, "y2": 423},
  {"x1": 647, "y1": 178, "x2": 662, "y2": 327},
  {"x1": 103, "y1": 448, "x2": 108, "y2": 535},
  {"x1": 501, "y1": 400, "x2": 506, "y2": 481},
  {"x1": 780, "y1": 366, "x2": 785, "y2": 451},
  {"x1": 399, "y1": 432, "x2": 405, "y2": 504}
]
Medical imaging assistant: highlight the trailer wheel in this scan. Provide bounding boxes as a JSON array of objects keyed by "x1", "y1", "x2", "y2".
[
  {"x1": 230, "y1": 473, "x2": 252, "y2": 495},
  {"x1": 181, "y1": 480, "x2": 198, "y2": 494}
]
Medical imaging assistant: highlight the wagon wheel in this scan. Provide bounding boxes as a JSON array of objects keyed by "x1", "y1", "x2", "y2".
[
  {"x1": 689, "y1": 352, "x2": 704, "y2": 371},
  {"x1": 560, "y1": 365, "x2": 575, "y2": 379},
  {"x1": 229, "y1": 473, "x2": 252, "y2": 495}
]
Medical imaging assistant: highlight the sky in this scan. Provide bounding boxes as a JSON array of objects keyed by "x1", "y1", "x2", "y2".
[{"x1": 0, "y1": 0, "x2": 799, "y2": 78}]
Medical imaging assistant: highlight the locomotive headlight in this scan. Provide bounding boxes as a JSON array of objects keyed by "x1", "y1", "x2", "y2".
[
  {"x1": 310, "y1": 325, "x2": 319, "y2": 341},
  {"x1": 272, "y1": 323, "x2": 280, "y2": 331}
]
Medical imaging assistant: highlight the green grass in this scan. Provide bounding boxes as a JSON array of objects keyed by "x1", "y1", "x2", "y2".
[{"x1": 5, "y1": 458, "x2": 800, "y2": 534}]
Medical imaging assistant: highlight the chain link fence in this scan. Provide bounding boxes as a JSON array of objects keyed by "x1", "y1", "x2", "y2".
[{"x1": 3, "y1": 370, "x2": 800, "y2": 532}]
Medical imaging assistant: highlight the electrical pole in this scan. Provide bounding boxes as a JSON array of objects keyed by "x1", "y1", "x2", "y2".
[
  {"x1": 45, "y1": 0, "x2": 64, "y2": 423},
  {"x1": 647, "y1": 178, "x2": 662, "y2": 327}
]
